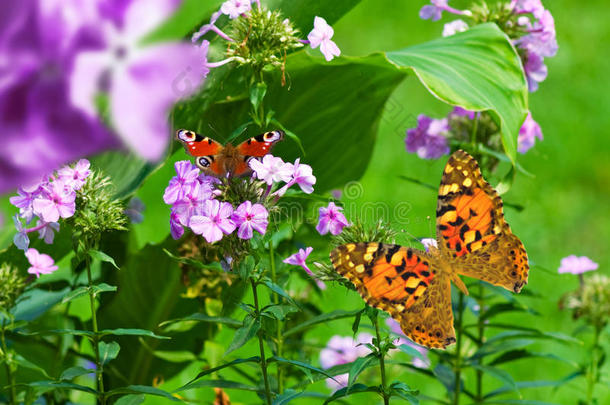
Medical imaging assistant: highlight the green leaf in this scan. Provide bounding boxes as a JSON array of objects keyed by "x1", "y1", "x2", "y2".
[
  {"x1": 489, "y1": 349, "x2": 577, "y2": 368},
  {"x1": 470, "y1": 364, "x2": 518, "y2": 395},
  {"x1": 397, "y1": 344, "x2": 429, "y2": 366},
  {"x1": 250, "y1": 82, "x2": 268, "y2": 113},
  {"x1": 62, "y1": 283, "x2": 118, "y2": 304},
  {"x1": 99, "y1": 341, "x2": 121, "y2": 365},
  {"x1": 284, "y1": 309, "x2": 363, "y2": 337},
  {"x1": 90, "y1": 151, "x2": 154, "y2": 198},
  {"x1": 175, "y1": 379, "x2": 260, "y2": 392},
  {"x1": 273, "y1": 389, "x2": 307, "y2": 405},
  {"x1": 470, "y1": 339, "x2": 535, "y2": 360},
  {"x1": 106, "y1": 385, "x2": 178, "y2": 401},
  {"x1": 163, "y1": 248, "x2": 224, "y2": 271},
  {"x1": 263, "y1": 304, "x2": 299, "y2": 321},
  {"x1": 268, "y1": 356, "x2": 335, "y2": 380},
  {"x1": 482, "y1": 401, "x2": 559, "y2": 405},
  {"x1": 60, "y1": 366, "x2": 94, "y2": 381},
  {"x1": 481, "y1": 302, "x2": 538, "y2": 321},
  {"x1": 324, "y1": 383, "x2": 381, "y2": 404},
  {"x1": 13, "y1": 354, "x2": 51, "y2": 378},
  {"x1": 114, "y1": 395, "x2": 145, "y2": 405},
  {"x1": 89, "y1": 249, "x2": 120, "y2": 269},
  {"x1": 225, "y1": 316, "x2": 261, "y2": 355},
  {"x1": 13, "y1": 287, "x2": 70, "y2": 321},
  {"x1": 485, "y1": 380, "x2": 568, "y2": 400},
  {"x1": 99, "y1": 328, "x2": 169, "y2": 340},
  {"x1": 267, "y1": 0, "x2": 362, "y2": 33},
  {"x1": 28, "y1": 381, "x2": 98, "y2": 395},
  {"x1": 386, "y1": 23, "x2": 528, "y2": 163},
  {"x1": 389, "y1": 381, "x2": 419, "y2": 404},
  {"x1": 238, "y1": 256, "x2": 255, "y2": 280},
  {"x1": 152, "y1": 350, "x2": 198, "y2": 363},
  {"x1": 433, "y1": 364, "x2": 456, "y2": 393},
  {"x1": 176, "y1": 357, "x2": 260, "y2": 392},
  {"x1": 261, "y1": 280, "x2": 298, "y2": 307},
  {"x1": 348, "y1": 353, "x2": 377, "y2": 388},
  {"x1": 159, "y1": 313, "x2": 242, "y2": 329}
]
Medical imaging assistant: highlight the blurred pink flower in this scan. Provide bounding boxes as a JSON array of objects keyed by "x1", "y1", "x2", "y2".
[
  {"x1": 169, "y1": 211, "x2": 184, "y2": 240},
  {"x1": 163, "y1": 161, "x2": 201, "y2": 205},
  {"x1": 57, "y1": 159, "x2": 91, "y2": 190},
  {"x1": 316, "y1": 202, "x2": 349, "y2": 235},
  {"x1": 32, "y1": 181, "x2": 76, "y2": 223},
  {"x1": 231, "y1": 200, "x2": 268, "y2": 239},
  {"x1": 308, "y1": 17, "x2": 340, "y2": 61},
  {"x1": 190, "y1": 199, "x2": 235, "y2": 243},
  {"x1": 558, "y1": 255, "x2": 598, "y2": 275},
  {"x1": 517, "y1": 112, "x2": 543, "y2": 153},
  {"x1": 37, "y1": 221, "x2": 60, "y2": 244},
  {"x1": 405, "y1": 115, "x2": 450, "y2": 160},
  {"x1": 220, "y1": 0, "x2": 251, "y2": 19},
  {"x1": 283, "y1": 247, "x2": 313, "y2": 274},
  {"x1": 320, "y1": 333, "x2": 373, "y2": 390},
  {"x1": 25, "y1": 248, "x2": 58, "y2": 278},
  {"x1": 442, "y1": 19, "x2": 468, "y2": 36},
  {"x1": 420, "y1": 0, "x2": 468, "y2": 21},
  {"x1": 386, "y1": 318, "x2": 430, "y2": 368}
]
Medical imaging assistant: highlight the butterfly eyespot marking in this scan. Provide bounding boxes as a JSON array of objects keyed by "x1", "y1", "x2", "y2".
[
  {"x1": 196, "y1": 156, "x2": 212, "y2": 168},
  {"x1": 176, "y1": 129, "x2": 197, "y2": 142}
]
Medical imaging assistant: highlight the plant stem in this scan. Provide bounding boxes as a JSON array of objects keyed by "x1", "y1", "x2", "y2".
[
  {"x1": 475, "y1": 284, "x2": 485, "y2": 403},
  {"x1": 453, "y1": 292, "x2": 465, "y2": 405},
  {"x1": 373, "y1": 316, "x2": 390, "y2": 405},
  {"x1": 586, "y1": 324, "x2": 602, "y2": 404},
  {"x1": 269, "y1": 242, "x2": 284, "y2": 395},
  {"x1": 85, "y1": 257, "x2": 105, "y2": 405},
  {"x1": 1, "y1": 324, "x2": 17, "y2": 405},
  {"x1": 251, "y1": 279, "x2": 272, "y2": 405}
]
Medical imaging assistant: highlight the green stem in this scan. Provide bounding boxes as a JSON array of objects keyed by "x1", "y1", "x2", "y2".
[
  {"x1": 453, "y1": 292, "x2": 465, "y2": 405},
  {"x1": 470, "y1": 112, "x2": 480, "y2": 149},
  {"x1": 475, "y1": 284, "x2": 485, "y2": 403},
  {"x1": 251, "y1": 279, "x2": 272, "y2": 405},
  {"x1": 586, "y1": 325, "x2": 602, "y2": 404},
  {"x1": 85, "y1": 257, "x2": 105, "y2": 405},
  {"x1": 1, "y1": 324, "x2": 17, "y2": 405},
  {"x1": 269, "y1": 242, "x2": 284, "y2": 395},
  {"x1": 373, "y1": 316, "x2": 390, "y2": 405}
]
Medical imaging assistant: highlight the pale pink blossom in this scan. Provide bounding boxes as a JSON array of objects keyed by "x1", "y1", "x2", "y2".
[
  {"x1": 307, "y1": 17, "x2": 341, "y2": 61},
  {"x1": 25, "y1": 248, "x2": 58, "y2": 278}
]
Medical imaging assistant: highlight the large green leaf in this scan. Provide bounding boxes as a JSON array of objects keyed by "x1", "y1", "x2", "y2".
[{"x1": 386, "y1": 23, "x2": 528, "y2": 162}]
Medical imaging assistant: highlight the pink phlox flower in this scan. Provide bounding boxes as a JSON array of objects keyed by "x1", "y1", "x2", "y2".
[
  {"x1": 57, "y1": 159, "x2": 91, "y2": 190},
  {"x1": 420, "y1": 0, "x2": 468, "y2": 21},
  {"x1": 518, "y1": 10, "x2": 558, "y2": 58},
  {"x1": 386, "y1": 318, "x2": 430, "y2": 368},
  {"x1": 32, "y1": 180, "x2": 76, "y2": 223},
  {"x1": 169, "y1": 210, "x2": 185, "y2": 240},
  {"x1": 274, "y1": 158, "x2": 316, "y2": 196},
  {"x1": 316, "y1": 202, "x2": 349, "y2": 236},
  {"x1": 220, "y1": 0, "x2": 251, "y2": 19},
  {"x1": 308, "y1": 17, "x2": 341, "y2": 61},
  {"x1": 25, "y1": 248, "x2": 58, "y2": 278},
  {"x1": 405, "y1": 115, "x2": 450, "y2": 160},
  {"x1": 320, "y1": 333, "x2": 373, "y2": 390},
  {"x1": 442, "y1": 19, "x2": 468, "y2": 36},
  {"x1": 512, "y1": 0, "x2": 545, "y2": 19},
  {"x1": 163, "y1": 161, "x2": 201, "y2": 204},
  {"x1": 450, "y1": 106, "x2": 476, "y2": 120},
  {"x1": 231, "y1": 201, "x2": 268, "y2": 240},
  {"x1": 517, "y1": 112, "x2": 543, "y2": 153},
  {"x1": 10, "y1": 185, "x2": 43, "y2": 223},
  {"x1": 172, "y1": 181, "x2": 215, "y2": 226},
  {"x1": 558, "y1": 255, "x2": 598, "y2": 275},
  {"x1": 283, "y1": 247, "x2": 314, "y2": 274},
  {"x1": 37, "y1": 220, "x2": 60, "y2": 244},
  {"x1": 189, "y1": 199, "x2": 236, "y2": 243},
  {"x1": 12, "y1": 215, "x2": 30, "y2": 251},
  {"x1": 249, "y1": 155, "x2": 293, "y2": 185},
  {"x1": 522, "y1": 50, "x2": 548, "y2": 92}
]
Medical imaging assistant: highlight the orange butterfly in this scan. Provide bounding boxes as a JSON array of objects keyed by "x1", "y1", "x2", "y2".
[{"x1": 330, "y1": 150, "x2": 529, "y2": 349}]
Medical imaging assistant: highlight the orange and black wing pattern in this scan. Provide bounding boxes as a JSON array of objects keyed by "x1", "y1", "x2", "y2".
[
  {"x1": 175, "y1": 129, "x2": 224, "y2": 174},
  {"x1": 436, "y1": 150, "x2": 529, "y2": 292},
  {"x1": 330, "y1": 243, "x2": 456, "y2": 348}
]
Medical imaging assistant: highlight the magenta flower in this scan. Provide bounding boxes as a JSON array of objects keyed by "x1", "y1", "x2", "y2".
[
  {"x1": 57, "y1": 159, "x2": 91, "y2": 191},
  {"x1": 189, "y1": 199, "x2": 236, "y2": 243},
  {"x1": 9, "y1": 183, "x2": 44, "y2": 223},
  {"x1": 220, "y1": 0, "x2": 251, "y2": 19},
  {"x1": 169, "y1": 211, "x2": 185, "y2": 240},
  {"x1": 420, "y1": 0, "x2": 468, "y2": 21},
  {"x1": 172, "y1": 182, "x2": 213, "y2": 226},
  {"x1": 275, "y1": 158, "x2": 317, "y2": 196},
  {"x1": 32, "y1": 181, "x2": 76, "y2": 223},
  {"x1": 512, "y1": 0, "x2": 546, "y2": 19},
  {"x1": 450, "y1": 106, "x2": 476, "y2": 120},
  {"x1": 405, "y1": 115, "x2": 450, "y2": 159},
  {"x1": 283, "y1": 247, "x2": 314, "y2": 274},
  {"x1": 320, "y1": 334, "x2": 373, "y2": 390},
  {"x1": 522, "y1": 51, "x2": 548, "y2": 92},
  {"x1": 517, "y1": 112, "x2": 543, "y2": 153},
  {"x1": 442, "y1": 19, "x2": 468, "y2": 37},
  {"x1": 249, "y1": 155, "x2": 293, "y2": 185},
  {"x1": 558, "y1": 255, "x2": 599, "y2": 275},
  {"x1": 307, "y1": 17, "x2": 341, "y2": 61},
  {"x1": 25, "y1": 248, "x2": 58, "y2": 278},
  {"x1": 163, "y1": 161, "x2": 201, "y2": 205},
  {"x1": 231, "y1": 201, "x2": 269, "y2": 240},
  {"x1": 386, "y1": 318, "x2": 430, "y2": 368},
  {"x1": 316, "y1": 202, "x2": 349, "y2": 236}
]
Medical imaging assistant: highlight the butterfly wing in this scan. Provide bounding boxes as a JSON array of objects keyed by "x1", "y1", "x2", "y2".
[
  {"x1": 330, "y1": 243, "x2": 456, "y2": 348},
  {"x1": 436, "y1": 150, "x2": 529, "y2": 292},
  {"x1": 233, "y1": 130, "x2": 285, "y2": 176},
  {"x1": 176, "y1": 129, "x2": 225, "y2": 175}
]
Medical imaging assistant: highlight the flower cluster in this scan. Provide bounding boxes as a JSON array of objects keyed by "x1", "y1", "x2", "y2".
[
  {"x1": 0, "y1": 0, "x2": 207, "y2": 192},
  {"x1": 192, "y1": 0, "x2": 341, "y2": 73},
  {"x1": 10, "y1": 160, "x2": 91, "y2": 251},
  {"x1": 405, "y1": 106, "x2": 543, "y2": 159},
  {"x1": 320, "y1": 333, "x2": 373, "y2": 390},
  {"x1": 164, "y1": 156, "x2": 316, "y2": 244},
  {"x1": 419, "y1": 0, "x2": 557, "y2": 92}
]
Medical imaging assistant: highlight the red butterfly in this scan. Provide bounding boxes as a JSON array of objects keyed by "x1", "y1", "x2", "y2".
[{"x1": 175, "y1": 129, "x2": 284, "y2": 177}]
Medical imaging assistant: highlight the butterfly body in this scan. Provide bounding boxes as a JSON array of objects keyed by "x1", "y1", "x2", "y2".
[
  {"x1": 331, "y1": 150, "x2": 529, "y2": 349},
  {"x1": 176, "y1": 129, "x2": 284, "y2": 177}
]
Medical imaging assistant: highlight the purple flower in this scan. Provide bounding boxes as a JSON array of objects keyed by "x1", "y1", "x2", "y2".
[
  {"x1": 249, "y1": 155, "x2": 293, "y2": 185},
  {"x1": 316, "y1": 202, "x2": 349, "y2": 236},
  {"x1": 450, "y1": 106, "x2": 476, "y2": 120},
  {"x1": 283, "y1": 247, "x2": 314, "y2": 274},
  {"x1": 220, "y1": 0, "x2": 251, "y2": 19},
  {"x1": 57, "y1": 159, "x2": 91, "y2": 190},
  {"x1": 275, "y1": 158, "x2": 317, "y2": 196},
  {"x1": 405, "y1": 115, "x2": 450, "y2": 159},
  {"x1": 558, "y1": 255, "x2": 599, "y2": 275},
  {"x1": 163, "y1": 161, "x2": 201, "y2": 205},
  {"x1": 172, "y1": 182, "x2": 209, "y2": 226},
  {"x1": 442, "y1": 19, "x2": 468, "y2": 37},
  {"x1": 386, "y1": 318, "x2": 430, "y2": 368},
  {"x1": 32, "y1": 181, "x2": 76, "y2": 223},
  {"x1": 522, "y1": 50, "x2": 548, "y2": 92},
  {"x1": 512, "y1": 0, "x2": 546, "y2": 20},
  {"x1": 12, "y1": 215, "x2": 30, "y2": 251},
  {"x1": 231, "y1": 201, "x2": 268, "y2": 240},
  {"x1": 517, "y1": 112, "x2": 543, "y2": 153},
  {"x1": 70, "y1": 0, "x2": 208, "y2": 161},
  {"x1": 10, "y1": 183, "x2": 45, "y2": 223},
  {"x1": 37, "y1": 221, "x2": 60, "y2": 244},
  {"x1": 25, "y1": 248, "x2": 58, "y2": 278},
  {"x1": 169, "y1": 211, "x2": 185, "y2": 240},
  {"x1": 307, "y1": 17, "x2": 341, "y2": 61},
  {"x1": 420, "y1": 0, "x2": 468, "y2": 21},
  {"x1": 320, "y1": 334, "x2": 373, "y2": 390},
  {"x1": 125, "y1": 197, "x2": 145, "y2": 224},
  {"x1": 189, "y1": 199, "x2": 236, "y2": 243}
]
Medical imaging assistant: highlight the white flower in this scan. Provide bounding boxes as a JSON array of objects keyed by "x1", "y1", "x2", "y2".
[
  {"x1": 442, "y1": 19, "x2": 469, "y2": 37},
  {"x1": 307, "y1": 16, "x2": 341, "y2": 61}
]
